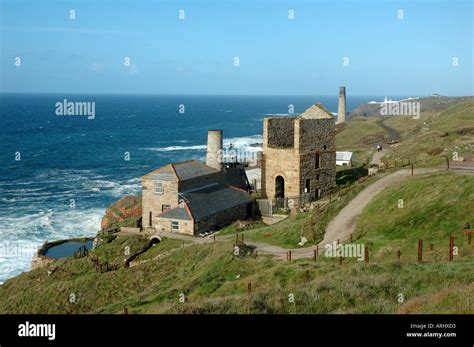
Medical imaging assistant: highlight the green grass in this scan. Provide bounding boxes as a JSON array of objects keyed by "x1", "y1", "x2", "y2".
[
  {"x1": 354, "y1": 172, "x2": 474, "y2": 264},
  {"x1": 336, "y1": 117, "x2": 385, "y2": 150},
  {"x1": 382, "y1": 98, "x2": 474, "y2": 166}
]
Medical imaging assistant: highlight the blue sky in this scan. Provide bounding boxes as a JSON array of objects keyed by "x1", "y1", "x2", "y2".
[{"x1": 0, "y1": 0, "x2": 472, "y2": 96}]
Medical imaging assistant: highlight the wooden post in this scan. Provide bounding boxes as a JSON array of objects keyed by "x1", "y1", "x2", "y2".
[
  {"x1": 313, "y1": 249, "x2": 317, "y2": 261},
  {"x1": 213, "y1": 235, "x2": 216, "y2": 242},
  {"x1": 123, "y1": 307, "x2": 128, "y2": 315},
  {"x1": 418, "y1": 240, "x2": 423, "y2": 263},
  {"x1": 429, "y1": 243, "x2": 433, "y2": 251},
  {"x1": 449, "y1": 236, "x2": 454, "y2": 261},
  {"x1": 288, "y1": 251, "x2": 292, "y2": 261},
  {"x1": 247, "y1": 282, "x2": 252, "y2": 293},
  {"x1": 305, "y1": 269, "x2": 310, "y2": 283},
  {"x1": 364, "y1": 248, "x2": 369, "y2": 264},
  {"x1": 350, "y1": 233, "x2": 353, "y2": 243},
  {"x1": 446, "y1": 157, "x2": 450, "y2": 170},
  {"x1": 236, "y1": 234, "x2": 239, "y2": 244},
  {"x1": 396, "y1": 250, "x2": 401, "y2": 263},
  {"x1": 411, "y1": 164, "x2": 414, "y2": 176}
]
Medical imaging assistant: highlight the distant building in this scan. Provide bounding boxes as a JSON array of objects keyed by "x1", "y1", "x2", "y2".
[
  {"x1": 336, "y1": 151, "x2": 353, "y2": 167},
  {"x1": 261, "y1": 103, "x2": 336, "y2": 200},
  {"x1": 141, "y1": 158, "x2": 253, "y2": 236}
]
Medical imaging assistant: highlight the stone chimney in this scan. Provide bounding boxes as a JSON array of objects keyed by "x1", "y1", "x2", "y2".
[
  {"x1": 338, "y1": 86, "x2": 346, "y2": 123},
  {"x1": 206, "y1": 130, "x2": 223, "y2": 171}
]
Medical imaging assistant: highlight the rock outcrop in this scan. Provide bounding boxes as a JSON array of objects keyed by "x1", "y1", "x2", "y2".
[{"x1": 101, "y1": 195, "x2": 142, "y2": 231}]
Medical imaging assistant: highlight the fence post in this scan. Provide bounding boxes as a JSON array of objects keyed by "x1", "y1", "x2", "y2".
[
  {"x1": 411, "y1": 164, "x2": 414, "y2": 176},
  {"x1": 123, "y1": 307, "x2": 128, "y2": 315},
  {"x1": 288, "y1": 251, "x2": 292, "y2": 261},
  {"x1": 429, "y1": 243, "x2": 433, "y2": 251},
  {"x1": 364, "y1": 248, "x2": 369, "y2": 264},
  {"x1": 446, "y1": 157, "x2": 450, "y2": 170},
  {"x1": 350, "y1": 233, "x2": 352, "y2": 243},
  {"x1": 313, "y1": 249, "x2": 317, "y2": 261},
  {"x1": 247, "y1": 282, "x2": 252, "y2": 293},
  {"x1": 418, "y1": 240, "x2": 423, "y2": 263},
  {"x1": 449, "y1": 236, "x2": 455, "y2": 261},
  {"x1": 397, "y1": 250, "x2": 401, "y2": 263}
]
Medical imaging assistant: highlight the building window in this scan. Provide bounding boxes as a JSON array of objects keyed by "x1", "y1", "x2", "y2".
[
  {"x1": 323, "y1": 145, "x2": 327, "y2": 151},
  {"x1": 305, "y1": 179, "x2": 311, "y2": 193},
  {"x1": 162, "y1": 205, "x2": 171, "y2": 212},
  {"x1": 315, "y1": 153, "x2": 320, "y2": 169},
  {"x1": 155, "y1": 181, "x2": 164, "y2": 194},
  {"x1": 171, "y1": 220, "x2": 180, "y2": 231}
]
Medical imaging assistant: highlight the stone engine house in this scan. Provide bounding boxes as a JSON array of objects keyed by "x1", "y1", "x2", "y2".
[{"x1": 261, "y1": 103, "x2": 336, "y2": 200}]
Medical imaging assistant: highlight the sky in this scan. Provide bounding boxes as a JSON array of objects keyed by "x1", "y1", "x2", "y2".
[{"x1": 0, "y1": 0, "x2": 472, "y2": 96}]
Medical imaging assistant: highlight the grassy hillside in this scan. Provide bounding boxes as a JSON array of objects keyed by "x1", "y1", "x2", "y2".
[
  {"x1": 336, "y1": 96, "x2": 473, "y2": 167},
  {"x1": 0, "y1": 172, "x2": 472, "y2": 314},
  {"x1": 383, "y1": 98, "x2": 474, "y2": 166}
]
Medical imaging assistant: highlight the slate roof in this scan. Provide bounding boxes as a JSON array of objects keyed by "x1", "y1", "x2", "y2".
[
  {"x1": 159, "y1": 207, "x2": 192, "y2": 221},
  {"x1": 173, "y1": 160, "x2": 219, "y2": 180},
  {"x1": 142, "y1": 160, "x2": 218, "y2": 181},
  {"x1": 179, "y1": 183, "x2": 253, "y2": 221},
  {"x1": 222, "y1": 167, "x2": 249, "y2": 191}
]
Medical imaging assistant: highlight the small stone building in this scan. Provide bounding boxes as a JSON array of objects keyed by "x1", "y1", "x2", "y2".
[
  {"x1": 141, "y1": 160, "x2": 253, "y2": 236},
  {"x1": 261, "y1": 104, "x2": 336, "y2": 200}
]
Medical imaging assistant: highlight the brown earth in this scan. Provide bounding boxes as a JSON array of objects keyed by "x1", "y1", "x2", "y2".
[{"x1": 101, "y1": 195, "x2": 142, "y2": 231}]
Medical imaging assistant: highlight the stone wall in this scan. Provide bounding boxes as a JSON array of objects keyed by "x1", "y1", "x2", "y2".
[
  {"x1": 155, "y1": 217, "x2": 194, "y2": 236},
  {"x1": 195, "y1": 203, "x2": 249, "y2": 235},
  {"x1": 261, "y1": 147, "x2": 300, "y2": 198},
  {"x1": 265, "y1": 117, "x2": 295, "y2": 148},
  {"x1": 141, "y1": 177, "x2": 179, "y2": 228},
  {"x1": 297, "y1": 118, "x2": 337, "y2": 197}
]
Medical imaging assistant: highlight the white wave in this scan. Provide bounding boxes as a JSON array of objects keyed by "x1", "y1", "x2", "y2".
[
  {"x1": 140, "y1": 134, "x2": 263, "y2": 154},
  {"x1": 141, "y1": 144, "x2": 207, "y2": 152},
  {"x1": 0, "y1": 207, "x2": 104, "y2": 283}
]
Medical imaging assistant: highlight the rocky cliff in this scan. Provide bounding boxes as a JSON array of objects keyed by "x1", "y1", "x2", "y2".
[{"x1": 101, "y1": 195, "x2": 142, "y2": 231}]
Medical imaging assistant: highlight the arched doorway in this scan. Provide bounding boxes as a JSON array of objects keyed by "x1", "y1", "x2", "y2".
[{"x1": 275, "y1": 176, "x2": 285, "y2": 198}]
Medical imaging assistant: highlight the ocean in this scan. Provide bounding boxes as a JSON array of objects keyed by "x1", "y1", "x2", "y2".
[{"x1": 0, "y1": 93, "x2": 377, "y2": 283}]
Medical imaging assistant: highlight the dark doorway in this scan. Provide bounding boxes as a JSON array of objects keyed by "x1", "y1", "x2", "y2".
[
  {"x1": 149, "y1": 211, "x2": 152, "y2": 227},
  {"x1": 275, "y1": 176, "x2": 285, "y2": 198},
  {"x1": 315, "y1": 189, "x2": 321, "y2": 199},
  {"x1": 246, "y1": 202, "x2": 253, "y2": 218}
]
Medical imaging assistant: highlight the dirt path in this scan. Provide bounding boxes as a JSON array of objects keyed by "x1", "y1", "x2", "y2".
[
  {"x1": 320, "y1": 167, "x2": 439, "y2": 246},
  {"x1": 376, "y1": 119, "x2": 401, "y2": 143}
]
